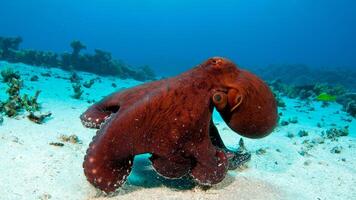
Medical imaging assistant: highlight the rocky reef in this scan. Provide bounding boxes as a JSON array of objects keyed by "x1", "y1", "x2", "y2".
[
  {"x1": 0, "y1": 36, "x2": 156, "y2": 81},
  {"x1": 268, "y1": 78, "x2": 356, "y2": 117},
  {"x1": 254, "y1": 63, "x2": 356, "y2": 92}
]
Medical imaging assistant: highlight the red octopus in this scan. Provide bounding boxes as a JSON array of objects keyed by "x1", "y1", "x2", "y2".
[{"x1": 80, "y1": 57, "x2": 278, "y2": 193}]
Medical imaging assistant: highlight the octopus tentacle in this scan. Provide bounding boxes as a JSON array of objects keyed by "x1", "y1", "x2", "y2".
[
  {"x1": 81, "y1": 81, "x2": 165, "y2": 129},
  {"x1": 190, "y1": 147, "x2": 228, "y2": 186},
  {"x1": 209, "y1": 120, "x2": 227, "y2": 149},
  {"x1": 80, "y1": 94, "x2": 122, "y2": 129},
  {"x1": 186, "y1": 125, "x2": 229, "y2": 186},
  {"x1": 150, "y1": 154, "x2": 191, "y2": 179},
  {"x1": 209, "y1": 120, "x2": 251, "y2": 170},
  {"x1": 83, "y1": 112, "x2": 135, "y2": 193}
]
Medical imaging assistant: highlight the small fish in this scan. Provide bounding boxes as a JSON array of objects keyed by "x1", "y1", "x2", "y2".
[{"x1": 316, "y1": 92, "x2": 336, "y2": 102}]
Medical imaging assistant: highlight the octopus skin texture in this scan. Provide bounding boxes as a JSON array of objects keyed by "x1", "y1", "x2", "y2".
[{"x1": 80, "y1": 57, "x2": 278, "y2": 193}]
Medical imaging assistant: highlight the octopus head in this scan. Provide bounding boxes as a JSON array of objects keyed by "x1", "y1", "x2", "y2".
[{"x1": 203, "y1": 57, "x2": 278, "y2": 138}]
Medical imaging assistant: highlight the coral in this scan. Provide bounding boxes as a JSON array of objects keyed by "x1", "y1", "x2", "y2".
[
  {"x1": 69, "y1": 72, "x2": 81, "y2": 83},
  {"x1": 0, "y1": 114, "x2": 3, "y2": 125},
  {"x1": 72, "y1": 83, "x2": 83, "y2": 99},
  {"x1": 22, "y1": 90, "x2": 41, "y2": 112},
  {"x1": 0, "y1": 73, "x2": 42, "y2": 118},
  {"x1": 1, "y1": 68, "x2": 20, "y2": 83},
  {"x1": 0, "y1": 36, "x2": 22, "y2": 60},
  {"x1": 70, "y1": 40, "x2": 86, "y2": 56},
  {"x1": 30, "y1": 75, "x2": 39, "y2": 81},
  {"x1": 322, "y1": 127, "x2": 349, "y2": 141},
  {"x1": 83, "y1": 79, "x2": 95, "y2": 88},
  {"x1": 59, "y1": 134, "x2": 81, "y2": 144},
  {"x1": 330, "y1": 146, "x2": 342, "y2": 154}
]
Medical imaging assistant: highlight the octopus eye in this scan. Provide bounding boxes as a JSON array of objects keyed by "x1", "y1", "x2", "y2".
[
  {"x1": 212, "y1": 92, "x2": 228, "y2": 110},
  {"x1": 214, "y1": 94, "x2": 222, "y2": 102},
  {"x1": 211, "y1": 58, "x2": 222, "y2": 65}
]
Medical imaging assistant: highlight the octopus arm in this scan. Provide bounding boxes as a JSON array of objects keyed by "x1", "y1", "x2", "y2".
[
  {"x1": 80, "y1": 92, "x2": 123, "y2": 129},
  {"x1": 83, "y1": 109, "x2": 137, "y2": 193}
]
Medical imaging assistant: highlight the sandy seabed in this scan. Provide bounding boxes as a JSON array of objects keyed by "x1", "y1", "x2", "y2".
[{"x1": 0, "y1": 62, "x2": 355, "y2": 200}]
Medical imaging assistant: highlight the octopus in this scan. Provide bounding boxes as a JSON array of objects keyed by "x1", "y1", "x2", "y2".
[{"x1": 80, "y1": 57, "x2": 278, "y2": 193}]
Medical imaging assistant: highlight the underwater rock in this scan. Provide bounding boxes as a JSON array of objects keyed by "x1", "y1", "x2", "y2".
[
  {"x1": 30, "y1": 75, "x2": 39, "y2": 81},
  {"x1": 311, "y1": 136, "x2": 325, "y2": 144},
  {"x1": 337, "y1": 93, "x2": 356, "y2": 117},
  {"x1": 298, "y1": 130, "x2": 309, "y2": 137},
  {"x1": 255, "y1": 148, "x2": 267, "y2": 155},
  {"x1": 0, "y1": 114, "x2": 3, "y2": 125},
  {"x1": 40, "y1": 72, "x2": 51, "y2": 77},
  {"x1": 330, "y1": 146, "x2": 342, "y2": 154},
  {"x1": 346, "y1": 102, "x2": 356, "y2": 117},
  {"x1": 286, "y1": 132, "x2": 294, "y2": 138},
  {"x1": 288, "y1": 117, "x2": 298, "y2": 124},
  {"x1": 280, "y1": 120, "x2": 289, "y2": 126}
]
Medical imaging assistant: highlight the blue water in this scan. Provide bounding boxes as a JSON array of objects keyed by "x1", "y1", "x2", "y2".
[
  {"x1": 0, "y1": 0, "x2": 355, "y2": 75},
  {"x1": 1, "y1": 2, "x2": 356, "y2": 199}
]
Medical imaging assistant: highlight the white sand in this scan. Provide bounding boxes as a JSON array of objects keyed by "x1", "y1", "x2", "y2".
[{"x1": 0, "y1": 61, "x2": 355, "y2": 200}]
